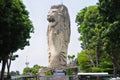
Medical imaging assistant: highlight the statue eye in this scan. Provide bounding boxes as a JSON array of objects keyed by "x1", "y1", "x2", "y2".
[{"x1": 52, "y1": 11, "x2": 56, "y2": 13}]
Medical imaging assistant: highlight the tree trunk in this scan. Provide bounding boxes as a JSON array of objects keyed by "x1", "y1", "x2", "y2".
[
  {"x1": 109, "y1": 51, "x2": 120, "y2": 77},
  {"x1": 95, "y1": 46, "x2": 99, "y2": 67},
  {"x1": 113, "y1": 63, "x2": 117, "y2": 78},
  {"x1": 86, "y1": 52, "x2": 95, "y2": 67},
  {"x1": 7, "y1": 57, "x2": 12, "y2": 80},
  {"x1": 0, "y1": 59, "x2": 7, "y2": 80}
]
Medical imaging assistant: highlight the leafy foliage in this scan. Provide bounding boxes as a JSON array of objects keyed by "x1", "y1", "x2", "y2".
[
  {"x1": 66, "y1": 68, "x2": 73, "y2": 75},
  {"x1": 45, "y1": 70, "x2": 52, "y2": 76},
  {"x1": 22, "y1": 64, "x2": 44, "y2": 75},
  {"x1": 77, "y1": 50, "x2": 92, "y2": 72},
  {"x1": 76, "y1": 5, "x2": 113, "y2": 73},
  {"x1": 0, "y1": 0, "x2": 33, "y2": 59},
  {"x1": 23, "y1": 67, "x2": 32, "y2": 75},
  {"x1": 10, "y1": 71, "x2": 20, "y2": 76},
  {"x1": 98, "y1": 0, "x2": 120, "y2": 76},
  {"x1": 0, "y1": 0, "x2": 33, "y2": 79},
  {"x1": 76, "y1": 0, "x2": 120, "y2": 76}
]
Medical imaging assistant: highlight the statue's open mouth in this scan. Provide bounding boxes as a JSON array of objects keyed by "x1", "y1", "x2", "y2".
[
  {"x1": 47, "y1": 16, "x2": 55, "y2": 23},
  {"x1": 47, "y1": 17, "x2": 55, "y2": 23},
  {"x1": 47, "y1": 16, "x2": 57, "y2": 27}
]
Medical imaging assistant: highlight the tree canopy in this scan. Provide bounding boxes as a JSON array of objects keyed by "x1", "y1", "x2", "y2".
[
  {"x1": 0, "y1": 0, "x2": 34, "y2": 79},
  {"x1": 98, "y1": 0, "x2": 120, "y2": 76},
  {"x1": 0, "y1": 0, "x2": 33, "y2": 60},
  {"x1": 76, "y1": 0, "x2": 120, "y2": 77},
  {"x1": 76, "y1": 5, "x2": 113, "y2": 73},
  {"x1": 23, "y1": 65, "x2": 44, "y2": 75}
]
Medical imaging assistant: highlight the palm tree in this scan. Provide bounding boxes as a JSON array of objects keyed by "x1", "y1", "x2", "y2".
[{"x1": 68, "y1": 55, "x2": 75, "y2": 66}]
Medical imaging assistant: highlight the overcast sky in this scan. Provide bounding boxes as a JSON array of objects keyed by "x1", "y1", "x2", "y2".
[{"x1": 9, "y1": 0, "x2": 98, "y2": 73}]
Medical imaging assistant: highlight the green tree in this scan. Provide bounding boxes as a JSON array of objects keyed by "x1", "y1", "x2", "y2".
[
  {"x1": 68, "y1": 55, "x2": 75, "y2": 62},
  {"x1": 10, "y1": 71, "x2": 20, "y2": 76},
  {"x1": 23, "y1": 67, "x2": 32, "y2": 75},
  {"x1": 77, "y1": 50, "x2": 93, "y2": 72},
  {"x1": 0, "y1": 0, "x2": 33, "y2": 79},
  {"x1": 68, "y1": 55, "x2": 75, "y2": 66},
  {"x1": 22, "y1": 65, "x2": 44, "y2": 75},
  {"x1": 76, "y1": 5, "x2": 113, "y2": 73},
  {"x1": 45, "y1": 70, "x2": 52, "y2": 76},
  {"x1": 98, "y1": 0, "x2": 120, "y2": 77},
  {"x1": 66, "y1": 68, "x2": 73, "y2": 75},
  {"x1": 31, "y1": 65, "x2": 41, "y2": 75},
  {"x1": 76, "y1": 5, "x2": 102, "y2": 69}
]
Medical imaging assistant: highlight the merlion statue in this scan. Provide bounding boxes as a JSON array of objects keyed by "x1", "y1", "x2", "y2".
[{"x1": 47, "y1": 4, "x2": 70, "y2": 69}]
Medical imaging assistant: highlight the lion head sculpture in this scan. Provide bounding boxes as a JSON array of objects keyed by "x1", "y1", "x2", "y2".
[
  {"x1": 47, "y1": 4, "x2": 70, "y2": 69},
  {"x1": 47, "y1": 4, "x2": 70, "y2": 32}
]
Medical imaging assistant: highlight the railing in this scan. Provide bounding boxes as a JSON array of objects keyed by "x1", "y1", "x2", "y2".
[
  {"x1": 38, "y1": 75, "x2": 69, "y2": 80},
  {"x1": 11, "y1": 75, "x2": 76, "y2": 80}
]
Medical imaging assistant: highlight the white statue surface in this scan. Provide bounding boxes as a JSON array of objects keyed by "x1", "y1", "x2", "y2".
[{"x1": 47, "y1": 4, "x2": 70, "y2": 69}]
